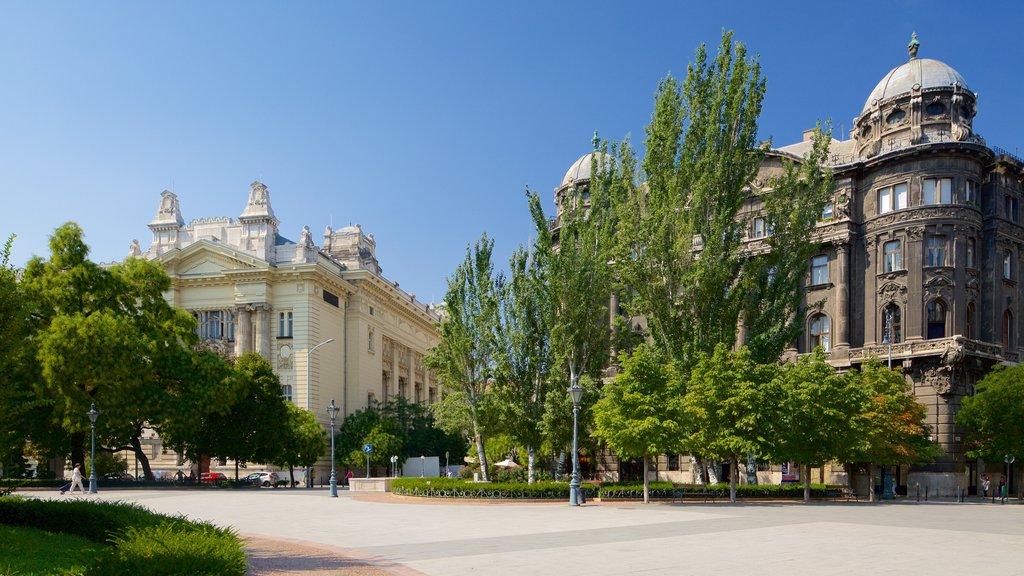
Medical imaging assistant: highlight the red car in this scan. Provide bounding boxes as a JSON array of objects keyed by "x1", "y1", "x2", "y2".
[{"x1": 200, "y1": 472, "x2": 226, "y2": 483}]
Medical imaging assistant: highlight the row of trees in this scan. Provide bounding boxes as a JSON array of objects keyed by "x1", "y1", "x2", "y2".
[
  {"x1": 425, "y1": 31, "x2": 943, "y2": 499},
  {"x1": 333, "y1": 396, "x2": 464, "y2": 473},
  {"x1": 0, "y1": 225, "x2": 324, "y2": 482}
]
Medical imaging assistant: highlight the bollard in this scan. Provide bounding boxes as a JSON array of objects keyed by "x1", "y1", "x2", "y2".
[
  {"x1": 925, "y1": 486, "x2": 929, "y2": 501},
  {"x1": 916, "y1": 484, "x2": 920, "y2": 503}
]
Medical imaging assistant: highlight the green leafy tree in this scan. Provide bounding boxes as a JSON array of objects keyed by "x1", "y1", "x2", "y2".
[
  {"x1": 741, "y1": 123, "x2": 834, "y2": 363},
  {"x1": 425, "y1": 233, "x2": 500, "y2": 481},
  {"x1": 377, "y1": 397, "x2": 464, "y2": 463},
  {"x1": 771, "y1": 350, "x2": 869, "y2": 501},
  {"x1": 682, "y1": 345, "x2": 779, "y2": 502},
  {"x1": 23, "y1": 223, "x2": 199, "y2": 478},
  {"x1": 0, "y1": 234, "x2": 39, "y2": 477},
  {"x1": 850, "y1": 360, "x2": 941, "y2": 499},
  {"x1": 593, "y1": 345, "x2": 683, "y2": 503},
  {"x1": 601, "y1": 31, "x2": 767, "y2": 366},
  {"x1": 493, "y1": 200, "x2": 554, "y2": 482},
  {"x1": 274, "y1": 403, "x2": 326, "y2": 487},
  {"x1": 346, "y1": 424, "x2": 402, "y2": 474},
  {"x1": 957, "y1": 364, "x2": 1024, "y2": 466},
  {"x1": 334, "y1": 404, "x2": 381, "y2": 468},
  {"x1": 539, "y1": 375, "x2": 598, "y2": 480},
  {"x1": 196, "y1": 353, "x2": 291, "y2": 481}
]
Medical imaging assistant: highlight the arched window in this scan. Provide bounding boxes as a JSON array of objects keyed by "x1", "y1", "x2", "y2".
[
  {"x1": 809, "y1": 314, "x2": 831, "y2": 352},
  {"x1": 883, "y1": 304, "x2": 902, "y2": 344},
  {"x1": 926, "y1": 300, "x2": 946, "y2": 339},
  {"x1": 966, "y1": 302, "x2": 976, "y2": 340},
  {"x1": 1003, "y1": 310, "x2": 1014, "y2": 349}
]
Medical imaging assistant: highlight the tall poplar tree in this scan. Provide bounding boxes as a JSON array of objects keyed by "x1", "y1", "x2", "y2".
[
  {"x1": 599, "y1": 30, "x2": 832, "y2": 366},
  {"x1": 425, "y1": 233, "x2": 500, "y2": 481},
  {"x1": 493, "y1": 196, "x2": 554, "y2": 482}
]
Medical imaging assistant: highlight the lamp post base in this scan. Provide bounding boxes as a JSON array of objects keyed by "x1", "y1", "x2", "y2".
[{"x1": 329, "y1": 474, "x2": 338, "y2": 497}]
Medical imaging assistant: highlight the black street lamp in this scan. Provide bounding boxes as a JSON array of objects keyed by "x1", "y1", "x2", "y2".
[
  {"x1": 327, "y1": 399, "x2": 340, "y2": 497},
  {"x1": 568, "y1": 383, "x2": 584, "y2": 506},
  {"x1": 87, "y1": 403, "x2": 99, "y2": 494}
]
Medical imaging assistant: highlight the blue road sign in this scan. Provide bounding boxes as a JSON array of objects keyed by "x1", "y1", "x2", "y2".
[{"x1": 363, "y1": 443, "x2": 373, "y2": 454}]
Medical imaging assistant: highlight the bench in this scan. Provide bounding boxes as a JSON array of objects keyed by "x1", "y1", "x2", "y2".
[{"x1": 671, "y1": 488, "x2": 716, "y2": 503}]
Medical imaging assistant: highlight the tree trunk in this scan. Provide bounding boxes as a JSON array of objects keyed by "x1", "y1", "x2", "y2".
[
  {"x1": 470, "y1": 405, "x2": 489, "y2": 481},
  {"x1": 707, "y1": 460, "x2": 720, "y2": 485},
  {"x1": 70, "y1": 431, "x2": 86, "y2": 474},
  {"x1": 473, "y1": 431, "x2": 489, "y2": 482},
  {"x1": 746, "y1": 454, "x2": 758, "y2": 485},
  {"x1": 643, "y1": 455, "x2": 650, "y2": 504},
  {"x1": 289, "y1": 465, "x2": 295, "y2": 488},
  {"x1": 556, "y1": 450, "x2": 565, "y2": 480},
  {"x1": 128, "y1": 436, "x2": 154, "y2": 481},
  {"x1": 729, "y1": 457, "x2": 738, "y2": 503},
  {"x1": 803, "y1": 463, "x2": 811, "y2": 503},
  {"x1": 868, "y1": 463, "x2": 875, "y2": 502},
  {"x1": 527, "y1": 447, "x2": 536, "y2": 484},
  {"x1": 235, "y1": 459, "x2": 239, "y2": 482}
]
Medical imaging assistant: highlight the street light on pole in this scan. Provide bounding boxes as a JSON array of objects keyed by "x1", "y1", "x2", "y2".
[
  {"x1": 327, "y1": 399, "x2": 340, "y2": 497},
  {"x1": 87, "y1": 403, "x2": 99, "y2": 494},
  {"x1": 305, "y1": 338, "x2": 335, "y2": 411},
  {"x1": 567, "y1": 382, "x2": 584, "y2": 506}
]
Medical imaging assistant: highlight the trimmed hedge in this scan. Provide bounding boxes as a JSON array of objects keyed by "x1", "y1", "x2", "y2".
[
  {"x1": 0, "y1": 497, "x2": 246, "y2": 575},
  {"x1": 391, "y1": 478, "x2": 598, "y2": 499},
  {"x1": 391, "y1": 478, "x2": 843, "y2": 500}
]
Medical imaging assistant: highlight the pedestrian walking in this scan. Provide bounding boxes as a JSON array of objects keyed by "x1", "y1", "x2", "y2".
[
  {"x1": 981, "y1": 475, "x2": 991, "y2": 498},
  {"x1": 66, "y1": 464, "x2": 85, "y2": 494}
]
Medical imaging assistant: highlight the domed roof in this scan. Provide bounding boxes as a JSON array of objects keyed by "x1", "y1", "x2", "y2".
[
  {"x1": 862, "y1": 57, "x2": 970, "y2": 114},
  {"x1": 560, "y1": 152, "x2": 612, "y2": 188}
]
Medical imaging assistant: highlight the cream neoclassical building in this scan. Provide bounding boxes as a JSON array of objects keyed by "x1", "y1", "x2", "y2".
[{"x1": 125, "y1": 181, "x2": 440, "y2": 478}]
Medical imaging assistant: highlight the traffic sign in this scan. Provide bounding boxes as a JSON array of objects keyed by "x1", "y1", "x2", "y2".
[{"x1": 363, "y1": 443, "x2": 373, "y2": 454}]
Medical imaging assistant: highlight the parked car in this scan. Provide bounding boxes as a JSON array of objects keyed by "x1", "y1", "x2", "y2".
[
  {"x1": 243, "y1": 471, "x2": 280, "y2": 487},
  {"x1": 200, "y1": 472, "x2": 226, "y2": 483}
]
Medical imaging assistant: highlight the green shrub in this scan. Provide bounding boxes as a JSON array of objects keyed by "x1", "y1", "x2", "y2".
[
  {"x1": 494, "y1": 466, "x2": 528, "y2": 483},
  {"x1": 457, "y1": 466, "x2": 475, "y2": 479},
  {"x1": 391, "y1": 478, "x2": 597, "y2": 499},
  {"x1": 0, "y1": 497, "x2": 246, "y2": 576},
  {"x1": 91, "y1": 523, "x2": 246, "y2": 576}
]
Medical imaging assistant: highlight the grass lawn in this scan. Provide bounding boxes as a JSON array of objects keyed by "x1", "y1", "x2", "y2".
[{"x1": 0, "y1": 524, "x2": 106, "y2": 576}]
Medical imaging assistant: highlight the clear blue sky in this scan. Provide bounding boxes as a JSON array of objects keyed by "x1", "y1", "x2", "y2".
[{"x1": 2, "y1": 1, "x2": 1021, "y2": 301}]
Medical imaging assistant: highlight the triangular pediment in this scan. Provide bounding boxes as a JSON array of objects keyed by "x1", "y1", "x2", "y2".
[{"x1": 159, "y1": 241, "x2": 269, "y2": 276}]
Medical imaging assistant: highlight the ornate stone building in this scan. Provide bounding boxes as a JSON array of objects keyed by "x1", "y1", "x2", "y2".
[
  {"x1": 558, "y1": 37, "x2": 1022, "y2": 495},
  {"x1": 127, "y1": 181, "x2": 440, "y2": 478}
]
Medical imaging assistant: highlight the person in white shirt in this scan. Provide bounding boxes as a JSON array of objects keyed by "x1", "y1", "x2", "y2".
[{"x1": 68, "y1": 464, "x2": 85, "y2": 494}]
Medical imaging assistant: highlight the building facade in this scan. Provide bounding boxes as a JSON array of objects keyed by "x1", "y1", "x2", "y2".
[
  {"x1": 127, "y1": 181, "x2": 440, "y2": 478},
  {"x1": 557, "y1": 38, "x2": 1021, "y2": 496}
]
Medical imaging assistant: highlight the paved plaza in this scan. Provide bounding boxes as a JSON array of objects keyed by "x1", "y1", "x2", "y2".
[{"x1": 41, "y1": 489, "x2": 1024, "y2": 575}]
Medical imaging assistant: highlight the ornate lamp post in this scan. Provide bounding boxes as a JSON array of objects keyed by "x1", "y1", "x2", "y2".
[
  {"x1": 305, "y1": 338, "x2": 335, "y2": 410},
  {"x1": 327, "y1": 399, "x2": 340, "y2": 497},
  {"x1": 567, "y1": 383, "x2": 584, "y2": 506},
  {"x1": 87, "y1": 403, "x2": 99, "y2": 494}
]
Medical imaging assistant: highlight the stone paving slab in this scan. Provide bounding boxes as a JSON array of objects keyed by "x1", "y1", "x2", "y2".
[{"x1": 22, "y1": 489, "x2": 1024, "y2": 576}]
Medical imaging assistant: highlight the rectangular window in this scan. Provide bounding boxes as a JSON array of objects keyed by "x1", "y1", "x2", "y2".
[
  {"x1": 752, "y1": 217, "x2": 768, "y2": 239},
  {"x1": 926, "y1": 236, "x2": 947, "y2": 267},
  {"x1": 967, "y1": 238, "x2": 976, "y2": 268},
  {"x1": 883, "y1": 240, "x2": 902, "y2": 272},
  {"x1": 278, "y1": 311, "x2": 293, "y2": 338},
  {"x1": 668, "y1": 454, "x2": 680, "y2": 471},
  {"x1": 878, "y1": 183, "x2": 908, "y2": 213},
  {"x1": 1004, "y1": 251, "x2": 1013, "y2": 280},
  {"x1": 965, "y1": 180, "x2": 978, "y2": 205},
  {"x1": 810, "y1": 255, "x2": 829, "y2": 285},
  {"x1": 323, "y1": 289, "x2": 339, "y2": 307},
  {"x1": 368, "y1": 327, "x2": 375, "y2": 352},
  {"x1": 924, "y1": 177, "x2": 953, "y2": 205},
  {"x1": 1005, "y1": 195, "x2": 1019, "y2": 222},
  {"x1": 822, "y1": 203, "x2": 834, "y2": 220}
]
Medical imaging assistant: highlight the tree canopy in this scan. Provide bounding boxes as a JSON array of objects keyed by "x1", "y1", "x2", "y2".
[{"x1": 957, "y1": 363, "x2": 1024, "y2": 463}]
